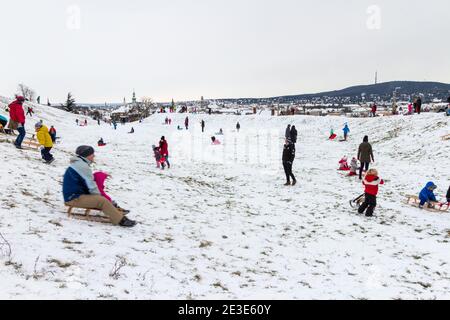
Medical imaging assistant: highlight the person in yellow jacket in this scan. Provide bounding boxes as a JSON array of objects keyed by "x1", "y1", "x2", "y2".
[{"x1": 35, "y1": 122, "x2": 54, "y2": 164}]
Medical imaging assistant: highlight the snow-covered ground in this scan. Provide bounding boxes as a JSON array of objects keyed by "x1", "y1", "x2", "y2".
[{"x1": 1, "y1": 96, "x2": 449, "y2": 299}]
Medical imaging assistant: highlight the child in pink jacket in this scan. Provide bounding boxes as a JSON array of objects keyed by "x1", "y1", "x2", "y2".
[{"x1": 93, "y1": 171, "x2": 130, "y2": 213}]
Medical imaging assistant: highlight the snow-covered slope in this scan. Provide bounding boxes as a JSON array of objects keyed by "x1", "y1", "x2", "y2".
[{"x1": 1, "y1": 96, "x2": 449, "y2": 299}]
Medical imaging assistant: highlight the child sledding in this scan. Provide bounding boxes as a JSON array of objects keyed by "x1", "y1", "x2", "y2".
[
  {"x1": 328, "y1": 128, "x2": 337, "y2": 140},
  {"x1": 93, "y1": 172, "x2": 130, "y2": 214},
  {"x1": 338, "y1": 156, "x2": 350, "y2": 171},
  {"x1": 405, "y1": 182, "x2": 450, "y2": 212}
]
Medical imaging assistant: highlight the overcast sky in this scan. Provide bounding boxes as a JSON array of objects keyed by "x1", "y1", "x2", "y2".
[{"x1": 0, "y1": 0, "x2": 449, "y2": 103}]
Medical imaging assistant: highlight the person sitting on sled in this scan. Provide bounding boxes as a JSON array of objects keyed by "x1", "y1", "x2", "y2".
[
  {"x1": 152, "y1": 145, "x2": 166, "y2": 169},
  {"x1": 93, "y1": 172, "x2": 130, "y2": 214},
  {"x1": 329, "y1": 128, "x2": 337, "y2": 140},
  {"x1": 211, "y1": 136, "x2": 221, "y2": 145},
  {"x1": 358, "y1": 168, "x2": 384, "y2": 217},
  {"x1": 98, "y1": 138, "x2": 106, "y2": 147},
  {"x1": 419, "y1": 182, "x2": 437, "y2": 209},
  {"x1": 338, "y1": 156, "x2": 350, "y2": 171},
  {"x1": 348, "y1": 157, "x2": 358, "y2": 176}
]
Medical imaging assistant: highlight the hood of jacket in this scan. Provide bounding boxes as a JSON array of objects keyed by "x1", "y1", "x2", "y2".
[{"x1": 425, "y1": 181, "x2": 436, "y2": 189}]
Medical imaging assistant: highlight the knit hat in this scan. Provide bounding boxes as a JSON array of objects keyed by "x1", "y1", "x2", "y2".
[
  {"x1": 76, "y1": 145, "x2": 95, "y2": 158},
  {"x1": 35, "y1": 122, "x2": 43, "y2": 128}
]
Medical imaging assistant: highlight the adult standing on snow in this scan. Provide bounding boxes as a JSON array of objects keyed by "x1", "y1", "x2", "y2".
[
  {"x1": 159, "y1": 136, "x2": 170, "y2": 169},
  {"x1": 416, "y1": 97, "x2": 422, "y2": 114},
  {"x1": 236, "y1": 122, "x2": 241, "y2": 132},
  {"x1": 185, "y1": 116, "x2": 189, "y2": 130},
  {"x1": 285, "y1": 125, "x2": 291, "y2": 140},
  {"x1": 63, "y1": 146, "x2": 136, "y2": 227},
  {"x1": 8, "y1": 96, "x2": 26, "y2": 149},
  {"x1": 282, "y1": 138, "x2": 296, "y2": 186},
  {"x1": 357, "y1": 135, "x2": 374, "y2": 180},
  {"x1": 290, "y1": 125, "x2": 298, "y2": 144},
  {"x1": 201, "y1": 120, "x2": 205, "y2": 133},
  {"x1": 371, "y1": 104, "x2": 377, "y2": 117},
  {"x1": 35, "y1": 122, "x2": 54, "y2": 164}
]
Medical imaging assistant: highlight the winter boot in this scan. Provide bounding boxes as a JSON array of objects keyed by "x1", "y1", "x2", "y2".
[
  {"x1": 284, "y1": 181, "x2": 291, "y2": 186},
  {"x1": 292, "y1": 179, "x2": 297, "y2": 186},
  {"x1": 119, "y1": 217, "x2": 136, "y2": 228}
]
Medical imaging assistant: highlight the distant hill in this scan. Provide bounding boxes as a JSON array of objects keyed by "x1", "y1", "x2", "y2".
[
  {"x1": 280, "y1": 81, "x2": 450, "y2": 100},
  {"x1": 217, "y1": 81, "x2": 450, "y2": 104}
]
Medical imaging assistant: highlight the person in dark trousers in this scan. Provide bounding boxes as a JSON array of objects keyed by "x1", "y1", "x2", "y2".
[
  {"x1": 236, "y1": 122, "x2": 241, "y2": 132},
  {"x1": 282, "y1": 138, "x2": 296, "y2": 186},
  {"x1": 357, "y1": 135, "x2": 374, "y2": 180},
  {"x1": 343, "y1": 123, "x2": 350, "y2": 141},
  {"x1": 285, "y1": 125, "x2": 291, "y2": 140},
  {"x1": 201, "y1": 120, "x2": 205, "y2": 133},
  {"x1": 446, "y1": 186, "x2": 450, "y2": 203},
  {"x1": 26, "y1": 107, "x2": 34, "y2": 117},
  {"x1": 290, "y1": 125, "x2": 298, "y2": 143},
  {"x1": 185, "y1": 117, "x2": 189, "y2": 130},
  {"x1": 358, "y1": 169, "x2": 384, "y2": 217},
  {"x1": 8, "y1": 96, "x2": 26, "y2": 149},
  {"x1": 35, "y1": 122, "x2": 54, "y2": 164},
  {"x1": 416, "y1": 97, "x2": 422, "y2": 114},
  {"x1": 49, "y1": 125, "x2": 57, "y2": 143},
  {"x1": 159, "y1": 136, "x2": 170, "y2": 169}
]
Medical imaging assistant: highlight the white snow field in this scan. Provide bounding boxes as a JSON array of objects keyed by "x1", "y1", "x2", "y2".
[{"x1": 0, "y1": 96, "x2": 449, "y2": 300}]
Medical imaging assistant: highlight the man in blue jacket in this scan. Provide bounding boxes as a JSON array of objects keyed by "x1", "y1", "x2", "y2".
[
  {"x1": 419, "y1": 182, "x2": 437, "y2": 208},
  {"x1": 63, "y1": 145, "x2": 136, "y2": 227}
]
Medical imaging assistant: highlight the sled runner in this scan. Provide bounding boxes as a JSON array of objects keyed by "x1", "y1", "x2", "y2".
[
  {"x1": 405, "y1": 195, "x2": 449, "y2": 213},
  {"x1": 66, "y1": 206, "x2": 112, "y2": 224},
  {"x1": 349, "y1": 194, "x2": 365, "y2": 208}
]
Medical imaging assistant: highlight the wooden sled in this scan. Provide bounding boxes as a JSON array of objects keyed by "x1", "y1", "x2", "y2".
[
  {"x1": 442, "y1": 134, "x2": 450, "y2": 141},
  {"x1": 66, "y1": 206, "x2": 112, "y2": 224},
  {"x1": 23, "y1": 139, "x2": 40, "y2": 150},
  {"x1": 405, "y1": 195, "x2": 449, "y2": 213}
]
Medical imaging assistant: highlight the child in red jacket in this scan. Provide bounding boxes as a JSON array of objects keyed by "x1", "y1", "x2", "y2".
[{"x1": 358, "y1": 169, "x2": 384, "y2": 217}]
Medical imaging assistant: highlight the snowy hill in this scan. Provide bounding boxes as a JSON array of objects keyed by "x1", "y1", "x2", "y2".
[{"x1": 1, "y1": 96, "x2": 450, "y2": 299}]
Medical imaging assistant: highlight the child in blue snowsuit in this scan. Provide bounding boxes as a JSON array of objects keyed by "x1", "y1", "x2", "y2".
[
  {"x1": 419, "y1": 182, "x2": 437, "y2": 208},
  {"x1": 343, "y1": 124, "x2": 350, "y2": 141}
]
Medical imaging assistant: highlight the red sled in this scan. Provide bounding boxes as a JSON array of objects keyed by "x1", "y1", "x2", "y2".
[{"x1": 329, "y1": 134, "x2": 337, "y2": 140}]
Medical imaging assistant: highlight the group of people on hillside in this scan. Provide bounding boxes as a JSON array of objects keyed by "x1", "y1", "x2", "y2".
[
  {"x1": 282, "y1": 125, "x2": 298, "y2": 186},
  {"x1": 152, "y1": 136, "x2": 170, "y2": 170},
  {"x1": 4, "y1": 96, "x2": 57, "y2": 161}
]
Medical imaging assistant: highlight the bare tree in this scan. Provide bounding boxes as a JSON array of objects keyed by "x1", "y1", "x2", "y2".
[
  {"x1": 141, "y1": 96, "x2": 155, "y2": 118},
  {"x1": 17, "y1": 83, "x2": 36, "y2": 102}
]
